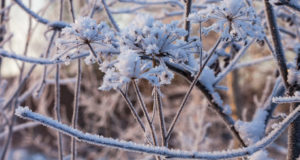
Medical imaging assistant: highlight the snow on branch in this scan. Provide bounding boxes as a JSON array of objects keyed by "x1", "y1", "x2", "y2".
[
  {"x1": 272, "y1": 96, "x2": 300, "y2": 104},
  {"x1": 15, "y1": 106, "x2": 300, "y2": 159},
  {"x1": 0, "y1": 49, "x2": 89, "y2": 65}
]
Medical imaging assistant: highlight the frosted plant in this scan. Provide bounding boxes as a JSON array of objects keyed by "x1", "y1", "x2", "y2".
[
  {"x1": 99, "y1": 47, "x2": 174, "y2": 91},
  {"x1": 56, "y1": 17, "x2": 119, "y2": 65},
  {"x1": 235, "y1": 109, "x2": 268, "y2": 144},
  {"x1": 188, "y1": 0, "x2": 265, "y2": 42},
  {"x1": 120, "y1": 15, "x2": 201, "y2": 70}
]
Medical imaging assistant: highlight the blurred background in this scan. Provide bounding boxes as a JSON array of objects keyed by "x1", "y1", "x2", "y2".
[{"x1": 1, "y1": 0, "x2": 299, "y2": 159}]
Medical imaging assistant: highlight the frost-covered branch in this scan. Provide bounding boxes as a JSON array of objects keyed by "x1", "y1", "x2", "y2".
[
  {"x1": 264, "y1": 0, "x2": 289, "y2": 89},
  {"x1": 272, "y1": 96, "x2": 300, "y2": 104},
  {"x1": 15, "y1": 106, "x2": 300, "y2": 159},
  {"x1": 0, "y1": 49, "x2": 89, "y2": 65}
]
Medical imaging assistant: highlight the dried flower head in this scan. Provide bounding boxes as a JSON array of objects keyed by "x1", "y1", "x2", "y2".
[{"x1": 189, "y1": 0, "x2": 265, "y2": 42}]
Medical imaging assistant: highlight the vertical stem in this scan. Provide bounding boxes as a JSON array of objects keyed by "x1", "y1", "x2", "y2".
[
  {"x1": 69, "y1": 0, "x2": 76, "y2": 22},
  {"x1": 55, "y1": 1, "x2": 64, "y2": 159},
  {"x1": 71, "y1": 59, "x2": 82, "y2": 160},
  {"x1": 132, "y1": 80, "x2": 160, "y2": 160},
  {"x1": 55, "y1": 64, "x2": 63, "y2": 160},
  {"x1": 264, "y1": 0, "x2": 289, "y2": 89},
  {"x1": 264, "y1": 1, "x2": 300, "y2": 159},
  {"x1": 183, "y1": 0, "x2": 192, "y2": 41},
  {"x1": 154, "y1": 87, "x2": 167, "y2": 147}
]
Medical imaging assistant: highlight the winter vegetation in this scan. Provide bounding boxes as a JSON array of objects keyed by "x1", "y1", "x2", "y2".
[{"x1": 0, "y1": 0, "x2": 300, "y2": 159}]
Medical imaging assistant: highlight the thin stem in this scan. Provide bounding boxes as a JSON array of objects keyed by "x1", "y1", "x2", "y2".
[
  {"x1": 87, "y1": 42, "x2": 102, "y2": 64},
  {"x1": 154, "y1": 87, "x2": 167, "y2": 147},
  {"x1": 264, "y1": 0, "x2": 289, "y2": 89},
  {"x1": 19, "y1": 0, "x2": 32, "y2": 84},
  {"x1": 118, "y1": 89, "x2": 146, "y2": 132},
  {"x1": 131, "y1": 80, "x2": 159, "y2": 146},
  {"x1": 71, "y1": 59, "x2": 82, "y2": 160},
  {"x1": 166, "y1": 37, "x2": 222, "y2": 143},
  {"x1": 55, "y1": 64, "x2": 63, "y2": 160},
  {"x1": 101, "y1": 0, "x2": 120, "y2": 32},
  {"x1": 35, "y1": 31, "x2": 58, "y2": 97},
  {"x1": 56, "y1": 1, "x2": 64, "y2": 158},
  {"x1": 183, "y1": 0, "x2": 192, "y2": 41},
  {"x1": 69, "y1": 0, "x2": 76, "y2": 22}
]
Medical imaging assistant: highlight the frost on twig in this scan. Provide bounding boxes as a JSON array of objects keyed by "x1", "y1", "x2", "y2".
[{"x1": 15, "y1": 106, "x2": 300, "y2": 159}]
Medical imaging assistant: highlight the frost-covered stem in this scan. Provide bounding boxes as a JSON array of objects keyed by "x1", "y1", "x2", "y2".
[
  {"x1": 183, "y1": 0, "x2": 192, "y2": 41},
  {"x1": 165, "y1": 62, "x2": 247, "y2": 147},
  {"x1": 132, "y1": 80, "x2": 159, "y2": 147},
  {"x1": 69, "y1": 0, "x2": 76, "y2": 22},
  {"x1": 56, "y1": 1, "x2": 64, "y2": 156},
  {"x1": 118, "y1": 89, "x2": 146, "y2": 132},
  {"x1": 288, "y1": 103, "x2": 300, "y2": 160},
  {"x1": 35, "y1": 31, "x2": 57, "y2": 97},
  {"x1": 55, "y1": 64, "x2": 63, "y2": 160},
  {"x1": 71, "y1": 59, "x2": 82, "y2": 160},
  {"x1": 0, "y1": 49, "x2": 89, "y2": 65},
  {"x1": 87, "y1": 42, "x2": 102, "y2": 64},
  {"x1": 166, "y1": 37, "x2": 221, "y2": 143},
  {"x1": 264, "y1": 0, "x2": 289, "y2": 89},
  {"x1": 264, "y1": 0, "x2": 300, "y2": 158},
  {"x1": 214, "y1": 39, "x2": 254, "y2": 85},
  {"x1": 15, "y1": 105, "x2": 300, "y2": 159},
  {"x1": 264, "y1": 80, "x2": 285, "y2": 128},
  {"x1": 101, "y1": 0, "x2": 120, "y2": 32},
  {"x1": 154, "y1": 87, "x2": 167, "y2": 147}
]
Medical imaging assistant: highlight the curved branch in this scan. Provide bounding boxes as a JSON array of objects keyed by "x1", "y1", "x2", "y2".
[{"x1": 15, "y1": 106, "x2": 300, "y2": 159}]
